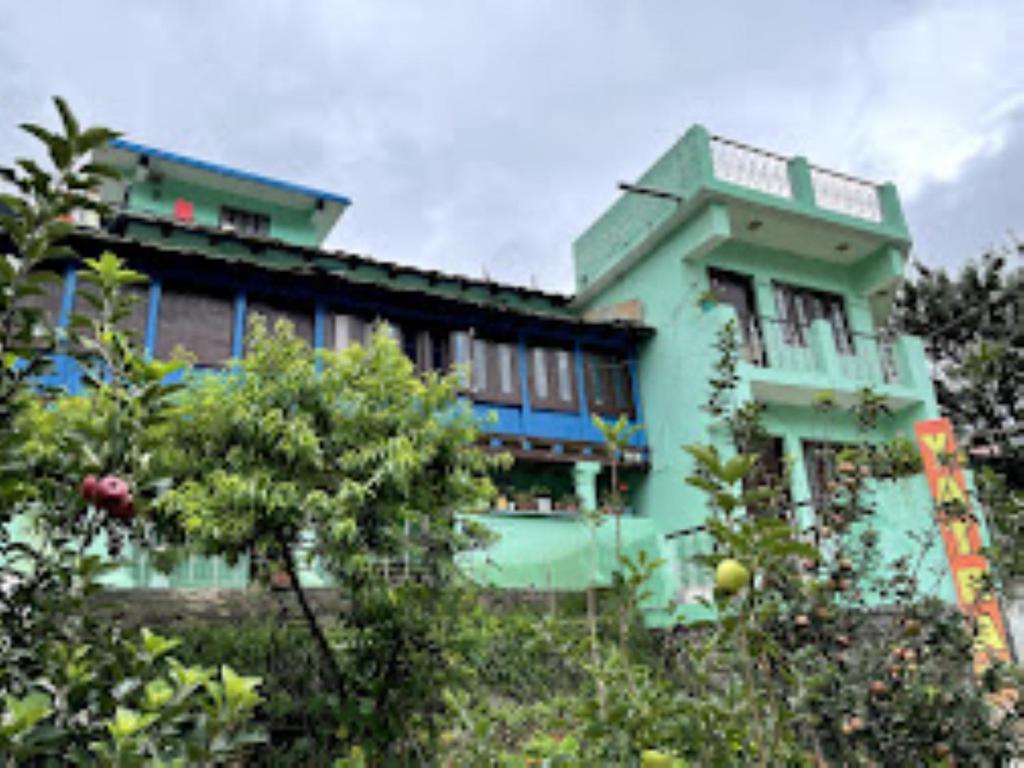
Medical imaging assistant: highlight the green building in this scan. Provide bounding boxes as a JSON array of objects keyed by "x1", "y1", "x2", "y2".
[{"x1": 26, "y1": 127, "x2": 957, "y2": 622}]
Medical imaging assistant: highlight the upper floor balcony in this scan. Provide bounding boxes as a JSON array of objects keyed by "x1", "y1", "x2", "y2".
[
  {"x1": 709, "y1": 302, "x2": 933, "y2": 411},
  {"x1": 574, "y1": 126, "x2": 911, "y2": 303}
]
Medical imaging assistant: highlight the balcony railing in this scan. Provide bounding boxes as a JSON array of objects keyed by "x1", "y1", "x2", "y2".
[
  {"x1": 710, "y1": 136, "x2": 793, "y2": 199},
  {"x1": 735, "y1": 316, "x2": 910, "y2": 390},
  {"x1": 809, "y1": 166, "x2": 883, "y2": 223},
  {"x1": 839, "y1": 331, "x2": 907, "y2": 387},
  {"x1": 739, "y1": 316, "x2": 823, "y2": 375}
]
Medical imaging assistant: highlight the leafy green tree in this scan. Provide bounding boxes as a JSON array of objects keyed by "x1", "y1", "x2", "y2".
[
  {"x1": 897, "y1": 246, "x2": 1024, "y2": 488},
  {"x1": 665, "y1": 323, "x2": 1023, "y2": 766},
  {"x1": 154, "y1": 316, "x2": 501, "y2": 761},
  {"x1": 1, "y1": 98, "x2": 263, "y2": 766}
]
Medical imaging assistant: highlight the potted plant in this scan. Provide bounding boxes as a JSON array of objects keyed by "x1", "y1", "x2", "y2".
[
  {"x1": 513, "y1": 489, "x2": 536, "y2": 512},
  {"x1": 698, "y1": 288, "x2": 719, "y2": 312},
  {"x1": 555, "y1": 493, "x2": 580, "y2": 514}
]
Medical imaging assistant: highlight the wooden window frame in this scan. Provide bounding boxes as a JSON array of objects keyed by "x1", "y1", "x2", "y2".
[
  {"x1": 772, "y1": 281, "x2": 854, "y2": 355},
  {"x1": 327, "y1": 313, "x2": 371, "y2": 351},
  {"x1": 585, "y1": 350, "x2": 636, "y2": 419},
  {"x1": 219, "y1": 205, "x2": 271, "y2": 238},
  {"x1": 466, "y1": 336, "x2": 521, "y2": 406},
  {"x1": 527, "y1": 345, "x2": 578, "y2": 412}
]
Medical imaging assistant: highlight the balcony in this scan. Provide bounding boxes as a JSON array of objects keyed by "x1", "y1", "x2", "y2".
[
  {"x1": 574, "y1": 126, "x2": 911, "y2": 301},
  {"x1": 719, "y1": 309, "x2": 930, "y2": 410},
  {"x1": 709, "y1": 136, "x2": 885, "y2": 224}
]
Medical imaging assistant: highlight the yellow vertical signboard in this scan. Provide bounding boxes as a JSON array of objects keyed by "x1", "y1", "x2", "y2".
[{"x1": 914, "y1": 418, "x2": 1011, "y2": 672}]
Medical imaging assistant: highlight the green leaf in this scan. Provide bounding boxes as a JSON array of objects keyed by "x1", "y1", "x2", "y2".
[
  {"x1": 107, "y1": 707, "x2": 159, "y2": 742},
  {"x1": 1, "y1": 692, "x2": 53, "y2": 736},
  {"x1": 53, "y1": 96, "x2": 80, "y2": 141},
  {"x1": 683, "y1": 444, "x2": 722, "y2": 476},
  {"x1": 221, "y1": 666, "x2": 263, "y2": 710},
  {"x1": 720, "y1": 454, "x2": 755, "y2": 485},
  {"x1": 141, "y1": 627, "x2": 181, "y2": 660}
]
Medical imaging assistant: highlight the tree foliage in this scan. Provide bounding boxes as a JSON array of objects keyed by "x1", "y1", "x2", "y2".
[
  {"x1": 154, "y1": 316, "x2": 502, "y2": 761},
  {"x1": 897, "y1": 246, "x2": 1024, "y2": 486},
  {"x1": 1, "y1": 98, "x2": 262, "y2": 766}
]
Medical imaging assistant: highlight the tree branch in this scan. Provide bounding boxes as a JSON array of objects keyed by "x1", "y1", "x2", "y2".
[{"x1": 278, "y1": 532, "x2": 345, "y2": 699}]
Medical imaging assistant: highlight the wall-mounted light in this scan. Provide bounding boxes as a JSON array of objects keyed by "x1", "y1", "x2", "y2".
[
  {"x1": 747, "y1": 219, "x2": 763, "y2": 231},
  {"x1": 836, "y1": 242, "x2": 850, "y2": 253}
]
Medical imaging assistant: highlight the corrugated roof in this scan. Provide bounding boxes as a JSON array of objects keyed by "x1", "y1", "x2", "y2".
[{"x1": 78, "y1": 216, "x2": 653, "y2": 339}]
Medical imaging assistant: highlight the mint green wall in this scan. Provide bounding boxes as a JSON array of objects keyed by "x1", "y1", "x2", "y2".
[
  {"x1": 126, "y1": 177, "x2": 320, "y2": 247},
  {"x1": 573, "y1": 124, "x2": 911, "y2": 295},
  {"x1": 577, "y1": 188, "x2": 951, "y2": 609}
]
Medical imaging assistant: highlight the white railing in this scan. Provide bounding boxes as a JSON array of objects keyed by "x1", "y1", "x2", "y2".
[
  {"x1": 710, "y1": 136, "x2": 793, "y2": 199},
  {"x1": 809, "y1": 167, "x2": 882, "y2": 222}
]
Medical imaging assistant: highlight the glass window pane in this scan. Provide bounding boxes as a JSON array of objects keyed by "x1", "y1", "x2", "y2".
[
  {"x1": 499, "y1": 344, "x2": 515, "y2": 394},
  {"x1": 556, "y1": 351, "x2": 572, "y2": 403},
  {"x1": 532, "y1": 348, "x2": 548, "y2": 399},
  {"x1": 611, "y1": 363, "x2": 627, "y2": 408},
  {"x1": 589, "y1": 355, "x2": 605, "y2": 405},
  {"x1": 472, "y1": 339, "x2": 488, "y2": 392},
  {"x1": 452, "y1": 332, "x2": 470, "y2": 364},
  {"x1": 334, "y1": 315, "x2": 366, "y2": 350}
]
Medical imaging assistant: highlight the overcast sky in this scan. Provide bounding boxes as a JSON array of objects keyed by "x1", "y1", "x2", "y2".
[{"x1": 2, "y1": 1, "x2": 1022, "y2": 291}]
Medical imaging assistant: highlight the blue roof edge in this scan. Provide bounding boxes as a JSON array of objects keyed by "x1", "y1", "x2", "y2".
[{"x1": 108, "y1": 138, "x2": 352, "y2": 207}]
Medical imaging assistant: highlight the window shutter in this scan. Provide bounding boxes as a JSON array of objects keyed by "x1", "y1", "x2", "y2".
[
  {"x1": 247, "y1": 297, "x2": 314, "y2": 346},
  {"x1": 156, "y1": 286, "x2": 234, "y2": 365}
]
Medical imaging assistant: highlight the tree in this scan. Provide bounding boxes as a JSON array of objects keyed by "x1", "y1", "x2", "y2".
[
  {"x1": 897, "y1": 245, "x2": 1024, "y2": 488},
  {"x1": 154, "y1": 316, "x2": 501, "y2": 761},
  {"x1": 0, "y1": 98, "x2": 262, "y2": 765}
]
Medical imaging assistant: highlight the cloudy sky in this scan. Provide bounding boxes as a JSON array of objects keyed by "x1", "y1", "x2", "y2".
[{"x1": 2, "y1": 1, "x2": 1022, "y2": 291}]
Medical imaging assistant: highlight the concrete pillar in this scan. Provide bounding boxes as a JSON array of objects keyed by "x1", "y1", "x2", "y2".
[
  {"x1": 878, "y1": 182, "x2": 908, "y2": 232},
  {"x1": 574, "y1": 461, "x2": 601, "y2": 513},
  {"x1": 787, "y1": 156, "x2": 816, "y2": 210}
]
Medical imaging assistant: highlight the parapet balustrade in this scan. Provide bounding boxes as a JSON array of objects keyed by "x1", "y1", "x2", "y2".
[
  {"x1": 708, "y1": 133, "x2": 886, "y2": 225},
  {"x1": 809, "y1": 166, "x2": 883, "y2": 223},
  {"x1": 709, "y1": 136, "x2": 793, "y2": 199}
]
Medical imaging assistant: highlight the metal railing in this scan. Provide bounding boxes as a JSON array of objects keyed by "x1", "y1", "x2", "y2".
[
  {"x1": 809, "y1": 166, "x2": 883, "y2": 222},
  {"x1": 710, "y1": 136, "x2": 793, "y2": 199}
]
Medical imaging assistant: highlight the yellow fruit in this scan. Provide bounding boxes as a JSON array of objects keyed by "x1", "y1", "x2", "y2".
[
  {"x1": 641, "y1": 750, "x2": 674, "y2": 768},
  {"x1": 715, "y1": 559, "x2": 750, "y2": 593}
]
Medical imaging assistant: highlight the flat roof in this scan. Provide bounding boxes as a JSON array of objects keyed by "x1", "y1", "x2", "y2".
[{"x1": 108, "y1": 138, "x2": 353, "y2": 207}]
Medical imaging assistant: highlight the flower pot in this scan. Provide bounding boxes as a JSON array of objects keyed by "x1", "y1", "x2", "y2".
[{"x1": 269, "y1": 570, "x2": 291, "y2": 590}]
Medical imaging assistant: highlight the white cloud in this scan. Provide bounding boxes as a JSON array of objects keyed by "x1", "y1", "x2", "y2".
[{"x1": 2, "y1": 1, "x2": 1022, "y2": 286}]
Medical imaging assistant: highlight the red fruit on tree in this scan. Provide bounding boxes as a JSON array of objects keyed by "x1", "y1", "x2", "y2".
[
  {"x1": 94, "y1": 475, "x2": 127, "y2": 505},
  {"x1": 108, "y1": 494, "x2": 135, "y2": 522},
  {"x1": 80, "y1": 474, "x2": 99, "y2": 502}
]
